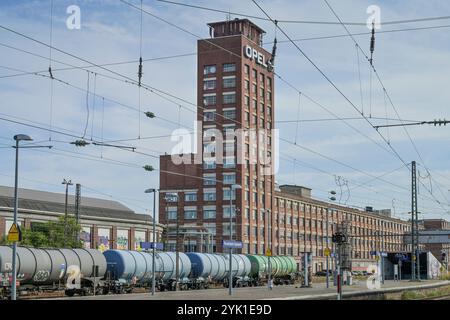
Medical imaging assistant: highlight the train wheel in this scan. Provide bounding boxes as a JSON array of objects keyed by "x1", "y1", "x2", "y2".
[{"x1": 65, "y1": 290, "x2": 75, "y2": 297}]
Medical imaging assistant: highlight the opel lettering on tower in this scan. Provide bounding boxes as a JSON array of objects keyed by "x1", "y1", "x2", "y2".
[{"x1": 244, "y1": 45, "x2": 269, "y2": 69}]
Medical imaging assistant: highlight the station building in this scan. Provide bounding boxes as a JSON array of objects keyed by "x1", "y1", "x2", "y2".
[
  {"x1": 0, "y1": 185, "x2": 163, "y2": 251},
  {"x1": 158, "y1": 19, "x2": 413, "y2": 272}
]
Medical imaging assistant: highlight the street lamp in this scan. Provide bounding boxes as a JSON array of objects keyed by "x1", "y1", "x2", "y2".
[
  {"x1": 145, "y1": 188, "x2": 157, "y2": 296},
  {"x1": 327, "y1": 191, "x2": 337, "y2": 290},
  {"x1": 165, "y1": 192, "x2": 179, "y2": 290},
  {"x1": 62, "y1": 178, "x2": 73, "y2": 247},
  {"x1": 228, "y1": 184, "x2": 241, "y2": 296},
  {"x1": 10, "y1": 134, "x2": 51, "y2": 300},
  {"x1": 265, "y1": 208, "x2": 273, "y2": 290}
]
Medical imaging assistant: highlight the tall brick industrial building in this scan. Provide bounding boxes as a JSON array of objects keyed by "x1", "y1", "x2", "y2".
[{"x1": 158, "y1": 19, "x2": 414, "y2": 272}]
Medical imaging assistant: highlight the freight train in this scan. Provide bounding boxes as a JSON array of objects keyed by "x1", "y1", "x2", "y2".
[{"x1": 0, "y1": 246, "x2": 299, "y2": 299}]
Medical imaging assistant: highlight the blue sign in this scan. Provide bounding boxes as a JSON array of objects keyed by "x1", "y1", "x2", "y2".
[
  {"x1": 222, "y1": 240, "x2": 243, "y2": 249},
  {"x1": 381, "y1": 252, "x2": 388, "y2": 257},
  {"x1": 140, "y1": 242, "x2": 164, "y2": 250},
  {"x1": 370, "y1": 251, "x2": 377, "y2": 256}
]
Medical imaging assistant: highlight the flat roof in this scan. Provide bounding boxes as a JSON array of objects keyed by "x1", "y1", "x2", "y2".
[{"x1": 207, "y1": 18, "x2": 266, "y2": 34}]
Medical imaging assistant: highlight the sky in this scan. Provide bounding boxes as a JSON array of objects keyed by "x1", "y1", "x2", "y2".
[{"x1": 1, "y1": 0, "x2": 450, "y2": 222}]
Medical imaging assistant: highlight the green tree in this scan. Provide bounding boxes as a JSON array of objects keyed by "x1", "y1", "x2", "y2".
[{"x1": 2, "y1": 216, "x2": 83, "y2": 249}]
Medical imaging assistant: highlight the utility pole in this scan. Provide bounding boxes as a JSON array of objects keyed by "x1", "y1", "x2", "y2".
[
  {"x1": 74, "y1": 183, "x2": 81, "y2": 244},
  {"x1": 145, "y1": 188, "x2": 157, "y2": 295},
  {"x1": 411, "y1": 161, "x2": 418, "y2": 281},
  {"x1": 62, "y1": 178, "x2": 73, "y2": 247},
  {"x1": 228, "y1": 184, "x2": 241, "y2": 296},
  {"x1": 328, "y1": 191, "x2": 337, "y2": 289},
  {"x1": 165, "y1": 192, "x2": 179, "y2": 290}
]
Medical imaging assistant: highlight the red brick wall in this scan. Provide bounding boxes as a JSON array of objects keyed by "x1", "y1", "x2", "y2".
[
  {"x1": 111, "y1": 226, "x2": 117, "y2": 249},
  {"x1": 129, "y1": 227, "x2": 135, "y2": 250}
]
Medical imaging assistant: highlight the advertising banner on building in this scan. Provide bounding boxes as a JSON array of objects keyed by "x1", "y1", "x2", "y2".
[
  {"x1": 134, "y1": 230, "x2": 146, "y2": 250},
  {"x1": 80, "y1": 226, "x2": 91, "y2": 249},
  {"x1": 98, "y1": 228, "x2": 110, "y2": 252},
  {"x1": 117, "y1": 229, "x2": 129, "y2": 250}
]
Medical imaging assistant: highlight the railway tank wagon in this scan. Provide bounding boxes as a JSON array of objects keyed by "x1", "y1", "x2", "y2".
[
  {"x1": 186, "y1": 253, "x2": 227, "y2": 289},
  {"x1": 103, "y1": 250, "x2": 192, "y2": 292},
  {"x1": 0, "y1": 246, "x2": 106, "y2": 298}
]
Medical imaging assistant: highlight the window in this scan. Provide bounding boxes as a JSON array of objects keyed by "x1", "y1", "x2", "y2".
[
  {"x1": 223, "y1": 92, "x2": 236, "y2": 104},
  {"x1": 203, "y1": 94, "x2": 216, "y2": 106},
  {"x1": 203, "y1": 207, "x2": 216, "y2": 219},
  {"x1": 244, "y1": 64, "x2": 250, "y2": 75},
  {"x1": 267, "y1": 77, "x2": 272, "y2": 90},
  {"x1": 204, "y1": 223, "x2": 216, "y2": 236},
  {"x1": 203, "y1": 189, "x2": 216, "y2": 201},
  {"x1": 223, "y1": 188, "x2": 236, "y2": 200},
  {"x1": 223, "y1": 63, "x2": 236, "y2": 72},
  {"x1": 223, "y1": 223, "x2": 236, "y2": 236},
  {"x1": 204, "y1": 65, "x2": 216, "y2": 75},
  {"x1": 224, "y1": 142, "x2": 234, "y2": 154},
  {"x1": 223, "y1": 77, "x2": 236, "y2": 88},
  {"x1": 184, "y1": 208, "x2": 197, "y2": 219},
  {"x1": 203, "y1": 79, "x2": 216, "y2": 90},
  {"x1": 259, "y1": 73, "x2": 265, "y2": 84},
  {"x1": 203, "y1": 128, "x2": 217, "y2": 139},
  {"x1": 260, "y1": 88, "x2": 265, "y2": 99},
  {"x1": 223, "y1": 173, "x2": 236, "y2": 185},
  {"x1": 244, "y1": 95, "x2": 250, "y2": 107},
  {"x1": 245, "y1": 80, "x2": 250, "y2": 91},
  {"x1": 252, "y1": 83, "x2": 257, "y2": 94},
  {"x1": 223, "y1": 157, "x2": 236, "y2": 168},
  {"x1": 167, "y1": 207, "x2": 177, "y2": 220},
  {"x1": 204, "y1": 111, "x2": 216, "y2": 121},
  {"x1": 223, "y1": 206, "x2": 236, "y2": 218},
  {"x1": 252, "y1": 99, "x2": 257, "y2": 109},
  {"x1": 223, "y1": 109, "x2": 236, "y2": 120},
  {"x1": 252, "y1": 69, "x2": 257, "y2": 79},
  {"x1": 203, "y1": 159, "x2": 216, "y2": 169},
  {"x1": 184, "y1": 192, "x2": 197, "y2": 202},
  {"x1": 203, "y1": 142, "x2": 216, "y2": 154},
  {"x1": 267, "y1": 91, "x2": 272, "y2": 102},
  {"x1": 203, "y1": 174, "x2": 216, "y2": 185}
]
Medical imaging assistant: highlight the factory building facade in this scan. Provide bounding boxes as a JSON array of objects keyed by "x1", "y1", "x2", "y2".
[
  {"x1": 0, "y1": 186, "x2": 163, "y2": 251},
  {"x1": 158, "y1": 19, "x2": 412, "y2": 272}
]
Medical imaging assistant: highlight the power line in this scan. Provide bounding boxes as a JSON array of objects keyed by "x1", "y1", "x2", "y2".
[
  {"x1": 253, "y1": 0, "x2": 407, "y2": 167},
  {"x1": 323, "y1": 0, "x2": 450, "y2": 214},
  {"x1": 157, "y1": 0, "x2": 450, "y2": 26},
  {"x1": 1, "y1": 5, "x2": 442, "y2": 211}
]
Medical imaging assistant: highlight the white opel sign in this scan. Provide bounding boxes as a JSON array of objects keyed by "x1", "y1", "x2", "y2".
[{"x1": 244, "y1": 45, "x2": 269, "y2": 68}]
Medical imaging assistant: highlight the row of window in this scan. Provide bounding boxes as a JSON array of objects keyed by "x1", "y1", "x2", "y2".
[
  {"x1": 203, "y1": 92, "x2": 236, "y2": 106},
  {"x1": 244, "y1": 65, "x2": 273, "y2": 91},
  {"x1": 275, "y1": 197, "x2": 410, "y2": 231},
  {"x1": 166, "y1": 206, "x2": 236, "y2": 220},
  {"x1": 203, "y1": 77, "x2": 236, "y2": 90},
  {"x1": 204, "y1": 109, "x2": 236, "y2": 121},
  {"x1": 204, "y1": 63, "x2": 236, "y2": 75},
  {"x1": 203, "y1": 158, "x2": 236, "y2": 169}
]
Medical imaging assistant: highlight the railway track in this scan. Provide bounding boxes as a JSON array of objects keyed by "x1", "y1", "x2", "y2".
[{"x1": 429, "y1": 294, "x2": 450, "y2": 300}]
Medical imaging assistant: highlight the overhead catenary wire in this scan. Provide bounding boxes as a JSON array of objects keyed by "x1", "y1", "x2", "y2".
[
  {"x1": 322, "y1": 0, "x2": 450, "y2": 214},
  {"x1": 48, "y1": 0, "x2": 54, "y2": 141},
  {"x1": 157, "y1": 0, "x2": 450, "y2": 26},
  {"x1": 1, "y1": 5, "x2": 448, "y2": 212},
  {"x1": 0, "y1": 7, "x2": 433, "y2": 202}
]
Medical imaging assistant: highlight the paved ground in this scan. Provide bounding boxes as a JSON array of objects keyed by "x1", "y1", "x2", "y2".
[{"x1": 47, "y1": 280, "x2": 450, "y2": 300}]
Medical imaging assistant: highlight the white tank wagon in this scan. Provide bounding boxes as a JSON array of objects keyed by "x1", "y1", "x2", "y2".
[
  {"x1": 220, "y1": 254, "x2": 252, "y2": 288},
  {"x1": 186, "y1": 253, "x2": 228, "y2": 288},
  {"x1": 0, "y1": 246, "x2": 106, "y2": 298},
  {"x1": 103, "y1": 250, "x2": 192, "y2": 291}
]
